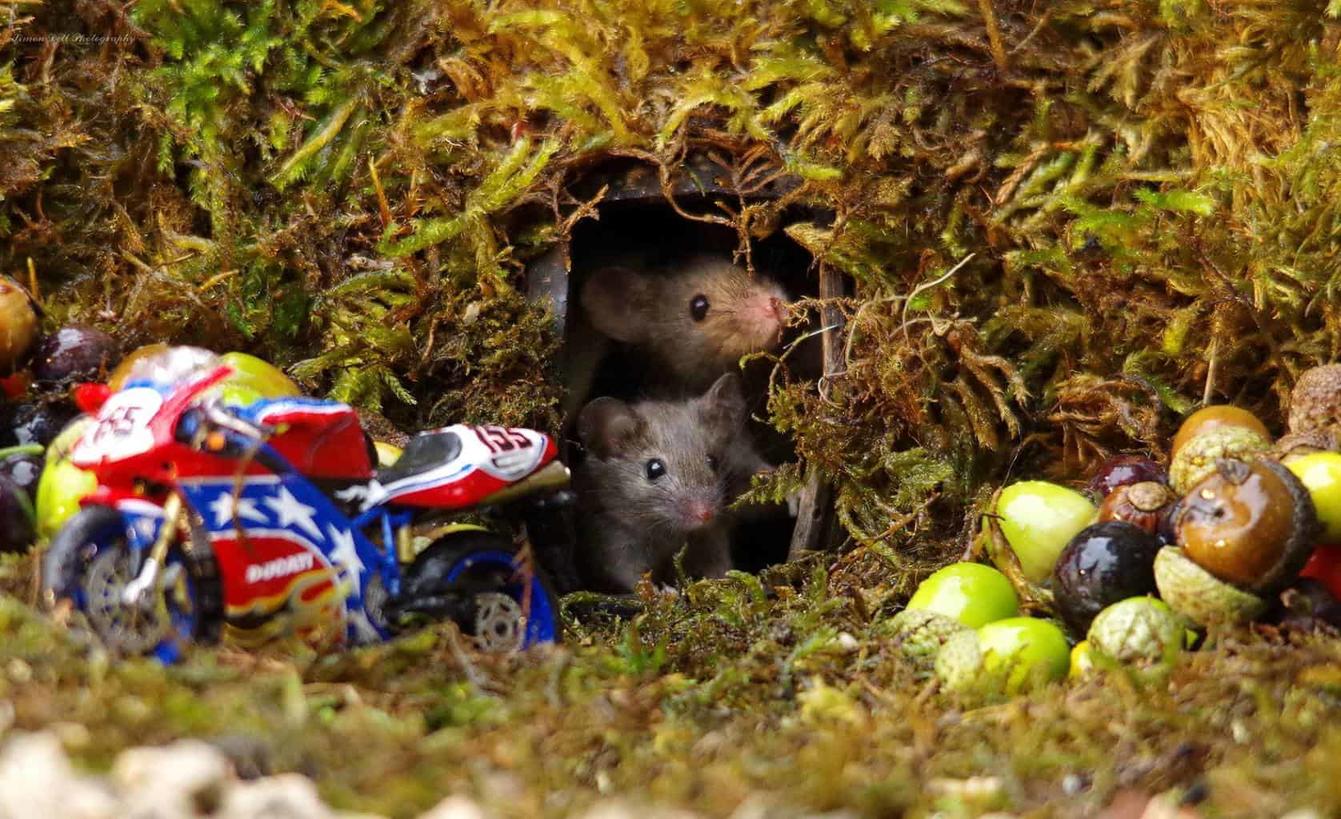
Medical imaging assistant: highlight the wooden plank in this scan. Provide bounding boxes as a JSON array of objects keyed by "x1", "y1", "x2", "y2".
[{"x1": 787, "y1": 263, "x2": 846, "y2": 561}]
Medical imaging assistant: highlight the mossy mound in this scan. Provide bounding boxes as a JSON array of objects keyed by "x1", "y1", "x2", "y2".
[{"x1": 7, "y1": 1, "x2": 1341, "y2": 558}]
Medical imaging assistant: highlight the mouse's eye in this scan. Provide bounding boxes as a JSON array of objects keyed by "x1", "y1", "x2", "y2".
[
  {"x1": 645, "y1": 458, "x2": 667, "y2": 481},
  {"x1": 707, "y1": 454, "x2": 719, "y2": 472},
  {"x1": 690, "y1": 294, "x2": 709, "y2": 322}
]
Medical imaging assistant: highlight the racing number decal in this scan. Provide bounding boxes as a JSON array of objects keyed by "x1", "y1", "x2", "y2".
[
  {"x1": 473, "y1": 425, "x2": 532, "y2": 454},
  {"x1": 91, "y1": 403, "x2": 148, "y2": 445}
]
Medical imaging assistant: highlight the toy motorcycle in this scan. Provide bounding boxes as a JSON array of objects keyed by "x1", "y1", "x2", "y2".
[{"x1": 42, "y1": 347, "x2": 565, "y2": 661}]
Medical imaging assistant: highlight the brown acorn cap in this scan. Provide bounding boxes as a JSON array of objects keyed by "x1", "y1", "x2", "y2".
[{"x1": 1288, "y1": 364, "x2": 1341, "y2": 437}]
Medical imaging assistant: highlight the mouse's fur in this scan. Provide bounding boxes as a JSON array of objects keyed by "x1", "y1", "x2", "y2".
[{"x1": 572, "y1": 373, "x2": 771, "y2": 592}]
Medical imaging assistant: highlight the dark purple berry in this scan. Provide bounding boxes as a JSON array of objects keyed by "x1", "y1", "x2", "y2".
[
  {"x1": 0, "y1": 473, "x2": 34, "y2": 552},
  {"x1": 32, "y1": 324, "x2": 119, "y2": 384},
  {"x1": 1086, "y1": 455, "x2": 1168, "y2": 500},
  {"x1": 1052, "y1": 521, "x2": 1162, "y2": 636},
  {"x1": 0, "y1": 453, "x2": 41, "y2": 498},
  {"x1": 0, "y1": 400, "x2": 78, "y2": 448}
]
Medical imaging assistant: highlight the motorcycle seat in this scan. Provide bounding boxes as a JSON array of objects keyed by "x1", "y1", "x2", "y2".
[{"x1": 376, "y1": 429, "x2": 463, "y2": 486}]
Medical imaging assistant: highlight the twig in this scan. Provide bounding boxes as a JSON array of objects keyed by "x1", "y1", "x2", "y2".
[
  {"x1": 976, "y1": 0, "x2": 1010, "y2": 73},
  {"x1": 1202, "y1": 336, "x2": 1218, "y2": 406}
]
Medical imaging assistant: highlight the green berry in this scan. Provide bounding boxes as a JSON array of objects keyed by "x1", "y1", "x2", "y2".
[
  {"x1": 976, "y1": 617, "x2": 1071, "y2": 695},
  {"x1": 995, "y1": 481, "x2": 1096, "y2": 583},
  {"x1": 1284, "y1": 451, "x2": 1341, "y2": 544},
  {"x1": 1069, "y1": 640, "x2": 1096, "y2": 679},
  {"x1": 906, "y1": 563, "x2": 1019, "y2": 628},
  {"x1": 34, "y1": 416, "x2": 98, "y2": 539}
]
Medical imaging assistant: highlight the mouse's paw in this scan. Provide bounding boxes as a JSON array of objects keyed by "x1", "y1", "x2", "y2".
[{"x1": 654, "y1": 583, "x2": 682, "y2": 598}]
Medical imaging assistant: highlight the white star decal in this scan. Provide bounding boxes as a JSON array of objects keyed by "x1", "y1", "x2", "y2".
[
  {"x1": 208, "y1": 491, "x2": 268, "y2": 528},
  {"x1": 328, "y1": 524, "x2": 365, "y2": 596},
  {"x1": 263, "y1": 487, "x2": 322, "y2": 542}
]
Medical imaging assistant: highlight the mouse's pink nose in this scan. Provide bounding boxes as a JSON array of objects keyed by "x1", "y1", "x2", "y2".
[{"x1": 687, "y1": 501, "x2": 716, "y2": 525}]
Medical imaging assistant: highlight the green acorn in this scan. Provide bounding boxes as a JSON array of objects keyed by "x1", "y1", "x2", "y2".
[
  {"x1": 1152, "y1": 546, "x2": 1267, "y2": 627},
  {"x1": 886, "y1": 609, "x2": 972, "y2": 677},
  {"x1": 1086, "y1": 597, "x2": 1183, "y2": 671},
  {"x1": 1168, "y1": 426, "x2": 1270, "y2": 494}
]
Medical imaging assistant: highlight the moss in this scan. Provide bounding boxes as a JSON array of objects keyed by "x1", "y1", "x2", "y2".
[{"x1": 0, "y1": 554, "x2": 1336, "y2": 816}]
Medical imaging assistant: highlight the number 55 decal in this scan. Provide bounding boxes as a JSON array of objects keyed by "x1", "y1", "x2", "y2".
[{"x1": 473, "y1": 425, "x2": 532, "y2": 454}]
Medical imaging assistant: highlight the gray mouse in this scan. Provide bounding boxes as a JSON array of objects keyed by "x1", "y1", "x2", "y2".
[
  {"x1": 562, "y1": 255, "x2": 790, "y2": 417},
  {"x1": 572, "y1": 372, "x2": 772, "y2": 593}
]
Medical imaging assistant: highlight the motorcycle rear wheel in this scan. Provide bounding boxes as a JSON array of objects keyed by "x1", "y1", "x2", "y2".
[{"x1": 397, "y1": 531, "x2": 559, "y2": 652}]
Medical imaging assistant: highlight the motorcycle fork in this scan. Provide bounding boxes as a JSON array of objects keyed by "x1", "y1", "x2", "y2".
[{"x1": 122, "y1": 492, "x2": 183, "y2": 606}]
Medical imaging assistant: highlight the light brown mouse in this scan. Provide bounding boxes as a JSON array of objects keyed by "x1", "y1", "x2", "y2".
[
  {"x1": 572, "y1": 372, "x2": 772, "y2": 593},
  {"x1": 562, "y1": 255, "x2": 789, "y2": 417}
]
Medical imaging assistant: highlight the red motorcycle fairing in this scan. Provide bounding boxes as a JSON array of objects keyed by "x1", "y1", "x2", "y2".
[
  {"x1": 367, "y1": 424, "x2": 558, "y2": 510},
  {"x1": 240, "y1": 398, "x2": 374, "y2": 481}
]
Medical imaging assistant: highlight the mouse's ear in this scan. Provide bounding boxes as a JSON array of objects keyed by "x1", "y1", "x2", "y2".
[
  {"x1": 580, "y1": 266, "x2": 653, "y2": 343},
  {"x1": 577, "y1": 397, "x2": 646, "y2": 458},
  {"x1": 697, "y1": 372, "x2": 746, "y2": 429}
]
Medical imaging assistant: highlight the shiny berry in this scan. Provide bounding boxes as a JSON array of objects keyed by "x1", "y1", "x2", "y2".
[
  {"x1": 32, "y1": 324, "x2": 119, "y2": 384},
  {"x1": 976, "y1": 617, "x2": 1071, "y2": 695},
  {"x1": 0, "y1": 451, "x2": 42, "y2": 499},
  {"x1": 1284, "y1": 452, "x2": 1341, "y2": 544},
  {"x1": 905, "y1": 563, "x2": 1019, "y2": 628},
  {"x1": 34, "y1": 416, "x2": 97, "y2": 538},
  {"x1": 1052, "y1": 521, "x2": 1162, "y2": 636},
  {"x1": 995, "y1": 481, "x2": 1096, "y2": 582},
  {"x1": 1174, "y1": 458, "x2": 1318, "y2": 594},
  {"x1": 1086, "y1": 456, "x2": 1167, "y2": 500},
  {"x1": 0, "y1": 400, "x2": 79, "y2": 448},
  {"x1": 0, "y1": 276, "x2": 37, "y2": 374},
  {"x1": 1300, "y1": 544, "x2": 1341, "y2": 601},
  {"x1": 1069, "y1": 640, "x2": 1097, "y2": 679}
]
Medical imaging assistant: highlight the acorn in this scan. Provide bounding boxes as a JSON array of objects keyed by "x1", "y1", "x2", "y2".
[
  {"x1": 885, "y1": 609, "x2": 972, "y2": 678},
  {"x1": 1086, "y1": 597, "x2": 1183, "y2": 672},
  {"x1": 1288, "y1": 364, "x2": 1341, "y2": 438},
  {"x1": 1168, "y1": 426, "x2": 1271, "y2": 494},
  {"x1": 932, "y1": 629, "x2": 983, "y2": 694},
  {"x1": 1152, "y1": 546, "x2": 1267, "y2": 627},
  {"x1": 1086, "y1": 456, "x2": 1168, "y2": 501},
  {"x1": 1097, "y1": 481, "x2": 1178, "y2": 539},
  {"x1": 1171, "y1": 405, "x2": 1271, "y2": 457},
  {"x1": 1052, "y1": 521, "x2": 1163, "y2": 636},
  {"x1": 1173, "y1": 457, "x2": 1318, "y2": 595},
  {"x1": 0, "y1": 275, "x2": 38, "y2": 374}
]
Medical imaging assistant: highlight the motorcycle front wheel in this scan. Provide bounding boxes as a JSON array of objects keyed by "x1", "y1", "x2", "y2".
[
  {"x1": 396, "y1": 531, "x2": 559, "y2": 652},
  {"x1": 43, "y1": 506, "x2": 221, "y2": 662}
]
